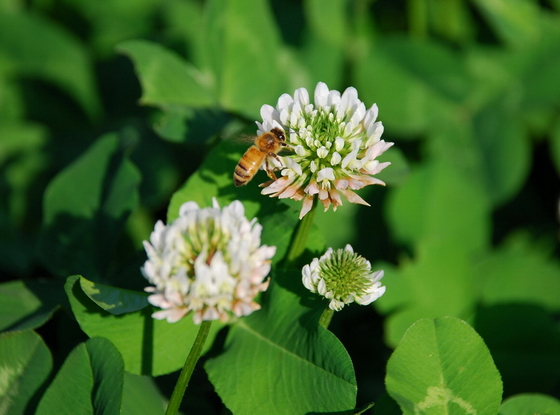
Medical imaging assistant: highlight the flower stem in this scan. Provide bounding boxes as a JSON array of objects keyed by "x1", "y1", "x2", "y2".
[
  {"x1": 319, "y1": 307, "x2": 334, "y2": 328},
  {"x1": 165, "y1": 320, "x2": 212, "y2": 415},
  {"x1": 284, "y1": 198, "x2": 318, "y2": 267}
]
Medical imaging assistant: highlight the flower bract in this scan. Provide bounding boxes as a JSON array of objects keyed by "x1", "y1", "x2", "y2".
[
  {"x1": 257, "y1": 81, "x2": 393, "y2": 219},
  {"x1": 302, "y1": 244, "x2": 385, "y2": 311},
  {"x1": 141, "y1": 199, "x2": 275, "y2": 324}
]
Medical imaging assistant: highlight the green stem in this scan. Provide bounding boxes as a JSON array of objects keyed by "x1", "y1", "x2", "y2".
[
  {"x1": 319, "y1": 308, "x2": 334, "y2": 329},
  {"x1": 284, "y1": 198, "x2": 318, "y2": 267},
  {"x1": 165, "y1": 320, "x2": 212, "y2": 415}
]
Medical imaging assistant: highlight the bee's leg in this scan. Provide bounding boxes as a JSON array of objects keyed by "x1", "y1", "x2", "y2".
[{"x1": 264, "y1": 154, "x2": 280, "y2": 180}]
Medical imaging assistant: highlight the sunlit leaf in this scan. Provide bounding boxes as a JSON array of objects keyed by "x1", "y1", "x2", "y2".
[
  {"x1": 80, "y1": 276, "x2": 149, "y2": 315},
  {"x1": 299, "y1": 0, "x2": 348, "y2": 86},
  {"x1": 500, "y1": 393, "x2": 560, "y2": 415},
  {"x1": 387, "y1": 160, "x2": 490, "y2": 250},
  {"x1": 386, "y1": 317, "x2": 502, "y2": 415},
  {"x1": 479, "y1": 233, "x2": 560, "y2": 311},
  {"x1": 471, "y1": 95, "x2": 530, "y2": 207},
  {"x1": 355, "y1": 36, "x2": 465, "y2": 136},
  {"x1": 121, "y1": 372, "x2": 166, "y2": 415},
  {"x1": 471, "y1": 0, "x2": 541, "y2": 47},
  {"x1": 36, "y1": 337, "x2": 124, "y2": 415},
  {"x1": 0, "y1": 330, "x2": 52, "y2": 415},
  {"x1": 205, "y1": 270, "x2": 357, "y2": 415},
  {"x1": 65, "y1": 275, "x2": 223, "y2": 376},
  {"x1": 117, "y1": 39, "x2": 215, "y2": 108},
  {"x1": 202, "y1": 0, "x2": 289, "y2": 118}
]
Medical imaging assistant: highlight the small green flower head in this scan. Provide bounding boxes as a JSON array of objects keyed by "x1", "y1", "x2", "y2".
[
  {"x1": 302, "y1": 244, "x2": 385, "y2": 311},
  {"x1": 257, "y1": 82, "x2": 393, "y2": 219}
]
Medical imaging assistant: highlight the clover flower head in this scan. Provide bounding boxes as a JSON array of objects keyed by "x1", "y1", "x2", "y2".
[
  {"x1": 257, "y1": 82, "x2": 393, "y2": 219},
  {"x1": 302, "y1": 244, "x2": 385, "y2": 311},
  {"x1": 141, "y1": 198, "x2": 276, "y2": 324}
]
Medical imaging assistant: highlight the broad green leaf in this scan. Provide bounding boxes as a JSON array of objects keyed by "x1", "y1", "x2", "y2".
[
  {"x1": 479, "y1": 233, "x2": 560, "y2": 311},
  {"x1": 471, "y1": 0, "x2": 541, "y2": 47},
  {"x1": 520, "y1": 19, "x2": 560, "y2": 110},
  {"x1": 0, "y1": 280, "x2": 63, "y2": 332},
  {"x1": 152, "y1": 105, "x2": 231, "y2": 143},
  {"x1": 300, "y1": 0, "x2": 349, "y2": 86},
  {"x1": 36, "y1": 337, "x2": 124, "y2": 415},
  {"x1": 65, "y1": 275, "x2": 223, "y2": 376},
  {"x1": 202, "y1": 0, "x2": 289, "y2": 118},
  {"x1": 38, "y1": 133, "x2": 141, "y2": 280},
  {"x1": 370, "y1": 143, "x2": 490, "y2": 346},
  {"x1": 0, "y1": 11, "x2": 100, "y2": 119},
  {"x1": 0, "y1": 70, "x2": 25, "y2": 122},
  {"x1": 117, "y1": 39, "x2": 215, "y2": 108},
  {"x1": 80, "y1": 276, "x2": 149, "y2": 315},
  {"x1": 377, "y1": 237, "x2": 479, "y2": 347},
  {"x1": 426, "y1": 0, "x2": 474, "y2": 44},
  {"x1": 205, "y1": 270, "x2": 357, "y2": 415},
  {"x1": 160, "y1": 0, "x2": 205, "y2": 66},
  {"x1": 0, "y1": 122, "x2": 45, "y2": 164},
  {"x1": 0, "y1": 330, "x2": 52, "y2": 415},
  {"x1": 121, "y1": 373, "x2": 166, "y2": 415},
  {"x1": 386, "y1": 317, "x2": 502, "y2": 415},
  {"x1": 471, "y1": 95, "x2": 530, "y2": 207},
  {"x1": 500, "y1": 393, "x2": 560, "y2": 415},
  {"x1": 167, "y1": 138, "x2": 298, "y2": 224},
  {"x1": 387, "y1": 161, "x2": 490, "y2": 250},
  {"x1": 355, "y1": 37, "x2": 465, "y2": 136}
]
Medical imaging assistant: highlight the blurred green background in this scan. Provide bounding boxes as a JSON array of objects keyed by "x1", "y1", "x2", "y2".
[{"x1": 2, "y1": 0, "x2": 560, "y2": 411}]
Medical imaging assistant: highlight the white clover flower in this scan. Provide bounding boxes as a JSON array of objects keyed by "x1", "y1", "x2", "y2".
[
  {"x1": 257, "y1": 82, "x2": 394, "y2": 219},
  {"x1": 141, "y1": 198, "x2": 276, "y2": 324},
  {"x1": 302, "y1": 244, "x2": 385, "y2": 311}
]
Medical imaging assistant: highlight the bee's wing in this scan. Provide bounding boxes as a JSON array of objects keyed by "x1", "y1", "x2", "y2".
[{"x1": 229, "y1": 134, "x2": 257, "y2": 145}]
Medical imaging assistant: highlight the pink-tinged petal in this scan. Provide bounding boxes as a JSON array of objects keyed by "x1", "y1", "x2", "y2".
[
  {"x1": 261, "y1": 177, "x2": 292, "y2": 195},
  {"x1": 365, "y1": 140, "x2": 393, "y2": 160},
  {"x1": 334, "y1": 179, "x2": 349, "y2": 190},
  {"x1": 278, "y1": 184, "x2": 300, "y2": 199},
  {"x1": 305, "y1": 181, "x2": 320, "y2": 196},
  {"x1": 367, "y1": 160, "x2": 391, "y2": 175},
  {"x1": 320, "y1": 196, "x2": 331, "y2": 211},
  {"x1": 329, "y1": 189, "x2": 343, "y2": 207},
  {"x1": 341, "y1": 189, "x2": 371, "y2": 206},
  {"x1": 346, "y1": 178, "x2": 367, "y2": 189},
  {"x1": 299, "y1": 196, "x2": 315, "y2": 219},
  {"x1": 352, "y1": 175, "x2": 386, "y2": 186}
]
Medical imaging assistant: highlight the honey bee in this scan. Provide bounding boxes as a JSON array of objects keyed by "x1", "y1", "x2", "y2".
[{"x1": 233, "y1": 128, "x2": 289, "y2": 187}]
